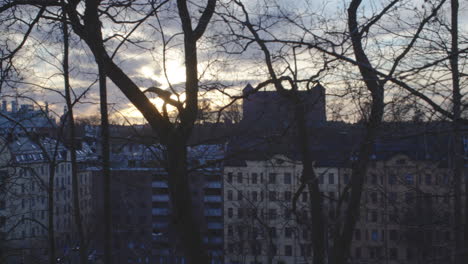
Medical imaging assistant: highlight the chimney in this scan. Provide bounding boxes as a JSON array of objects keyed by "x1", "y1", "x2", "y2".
[
  {"x1": 11, "y1": 101, "x2": 17, "y2": 112},
  {"x1": 1, "y1": 100, "x2": 6, "y2": 112},
  {"x1": 45, "y1": 102, "x2": 49, "y2": 114}
]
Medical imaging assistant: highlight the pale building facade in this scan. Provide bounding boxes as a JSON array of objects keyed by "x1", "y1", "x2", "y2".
[
  {"x1": 0, "y1": 137, "x2": 93, "y2": 264},
  {"x1": 347, "y1": 154, "x2": 454, "y2": 264},
  {"x1": 224, "y1": 155, "x2": 340, "y2": 264}
]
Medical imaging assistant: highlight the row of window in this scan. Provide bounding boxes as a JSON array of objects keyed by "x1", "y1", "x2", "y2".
[
  {"x1": 226, "y1": 172, "x2": 337, "y2": 185},
  {"x1": 354, "y1": 228, "x2": 451, "y2": 243},
  {"x1": 365, "y1": 173, "x2": 449, "y2": 186},
  {"x1": 227, "y1": 207, "x2": 302, "y2": 220},
  {"x1": 226, "y1": 190, "x2": 337, "y2": 203},
  {"x1": 353, "y1": 245, "x2": 450, "y2": 260},
  {"x1": 227, "y1": 225, "x2": 312, "y2": 240},
  {"x1": 367, "y1": 190, "x2": 451, "y2": 205},
  {"x1": 226, "y1": 243, "x2": 311, "y2": 257}
]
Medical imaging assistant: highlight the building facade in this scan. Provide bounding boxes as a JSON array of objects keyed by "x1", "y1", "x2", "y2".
[{"x1": 223, "y1": 155, "x2": 339, "y2": 264}]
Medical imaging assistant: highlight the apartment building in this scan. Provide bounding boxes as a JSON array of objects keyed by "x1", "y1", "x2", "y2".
[
  {"x1": 348, "y1": 154, "x2": 453, "y2": 264},
  {"x1": 0, "y1": 136, "x2": 93, "y2": 264},
  {"x1": 87, "y1": 168, "x2": 153, "y2": 264},
  {"x1": 223, "y1": 154, "x2": 340, "y2": 264},
  {"x1": 152, "y1": 144, "x2": 225, "y2": 264}
]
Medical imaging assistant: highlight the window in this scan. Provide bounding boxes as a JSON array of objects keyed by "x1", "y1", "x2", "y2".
[
  {"x1": 284, "y1": 173, "x2": 292, "y2": 184},
  {"x1": 269, "y1": 191, "x2": 276, "y2": 201},
  {"x1": 319, "y1": 174, "x2": 324, "y2": 184},
  {"x1": 406, "y1": 248, "x2": 413, "y2": 260},
  {"x1": 389, "y1": 248, "x2": 398, "y2": 260},
  {"x1": 227, "y1": 173, "x2": 233, "y2": 183},
  {"x1": 355, "y1": 247, "x2": 361, "y2": 258},
  {"x1": 388, "y1": 174, "x2": 396, "y2": 185},
  {"x1": 284, "y1": 209, "x2": 291, "y2": 220},
  {"x1": 228, "y1": 208, "x2": 233, "y2": 218},
  {"x1": 389, "y1": 211, "x2": 398, "y2": 222},
  {"x1": 370, "y1": 211, "x2": 378, "y2": 222},
  {"x1": 252, "y1": 173, "x2": 258, "y2": 184},
  {"x1": 405, "y1": 192, "x2": 413, "y2": 204},
  {"x1": 388, "y1": 192, "x2": 397, "y2": 202},
  {"x1": 238, "y1": 208, "x2": 243, "y2": 218},
  {"x1": 405, "y1": 174, "x2": 414, "y2": 185},
  {"x1": 285, "y1": 228, "x2": 293, "y2": 238},
  {"x1": 238, "y1": 226, "x2": 244, "y2": 238},
  {"x1": 425, "y1": 174, "x2": 432, "y2": 185},
  {"x1": 238, "y1": 191, "x2": 243, "y2": 201},
  {"x1": 227, "y1": 190, "x2": 233, "y2": 201},
  {"x1": 371, "y1": 230, "x2": 378, "y2": 241},
  {"x1": 252, "y1": 191, "x2": 258, "y2": 201},
  {"x1": 390, "y1": 230, "x2": 398, "y2": 241},
  {"x1": 270, "y1": 244, "x2": 277, "y2": 255},
  {"x1": 343, "y1": 174, "x2": 349, "y2": 184},
  {"x1": 228, "y1": 225, "x2": 233, "y2": 236},
  {"x1": 355, "y1": 229, "x2": 361, "y2": 240},
  {"x1": 302, "y1": 244, "x2": 312, "y2": 256},
  {"x1": 0, "y1": 200, "x2": 5, "y2": 210},
  {"x1": 269, "y1": 227, "x2": 277, "y2": 238},
  {"x1": 237, "y1": 173, "x2": 243, "y2": 183},
  {"x1": 371, "y1": 174, "x2": 377, "y2": 184},
  {"x1": 328, "y1": 173, "x2": 335, "y2": 184},
  {"x1": 268, "y1": 209, "x2": 277, "y2": 220},
  {"x1": 285, "y1": 245, "x2": 292, "y2": 256},
  {"x1": 302, "y1": 192, "x2": 308, "y2": 202},
  {"x1": 370, "y1": 192, "x2": 378, "y2": 204},
  {"x1": 268, "y1": 173, "x2": 276, "y2": 184},
  {"x1": 284, "y1": 191, "x2": 292, "y2": 201},
  {"x1": 251, "y1": 242, "x2": 261, "y2": 255}
]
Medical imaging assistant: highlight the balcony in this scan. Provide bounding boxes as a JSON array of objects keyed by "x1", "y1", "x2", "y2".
[
  {"x1": 152, "y1": 208, "x2": 170, "y2": 216},
  {"x1": 204, "y1": 196, "x2": 221, "y2": 203},
  {"x1": 207, "y1": 222, "x2": 223, "y2": 229},
  {"x1": 204, "y1": 209, "x2": 222, "y2": 216},
  {"x1": 205, "y1": 182, "x2": 221, "y2": 188},
  {"x1": 152, "y1": 181, "x2": 168, "y2": 188},
  {"x1": 152, "y1": 195, "x2": 169, "y2": 202},
  {"x1": 203, "y1": 236, "x2": 223, "y2": 244},
  {"x1": 153, "y1": 222, "x2": 168, "y2": 229}
]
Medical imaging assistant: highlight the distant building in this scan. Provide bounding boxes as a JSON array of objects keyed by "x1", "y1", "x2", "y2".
[
  {"x1": 87, "y1": 168, "x2": 153, "y2": 264},
  {"x1": 241, "y1": 83, "x2": 326, "y2": 131},
  {"x1": 347, "y1": 153, "x2": 454, "y2": 264},
  {"x1": 152, "y1": 144, "x2": 225, "y2": 264},
  {"x1": 0, "y1": 136, "x2": 92, "y2": 264},
  {"x1": 223, "y1": 154, "x2": 339, "y2": 264},
  {"x1": 0, "y1": 100, "x2": 55, "y2": 136}
]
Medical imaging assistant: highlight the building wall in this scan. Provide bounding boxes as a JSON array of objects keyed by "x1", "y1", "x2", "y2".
[
  {"x1": 347, "y1": 154, "x2": 453, "y2": 264},
  {"x1": 241, "y1": 84, "x2": 326, "y2": 130},
  {"x1": 223, "y1": 155, "x2": 339, "y2": 264},
  {"x1": 224, "y1": 154, "x2": 454, "y2": 264},
  {"x1": 88, "y1": 168, "x2": 153, "y2": 264},
  {"x1": 0, "y1": 137, "x2": 93, "y2": 264},
  {"x1": 152, "y1": 166, "x2": 224, "y2": 264}
]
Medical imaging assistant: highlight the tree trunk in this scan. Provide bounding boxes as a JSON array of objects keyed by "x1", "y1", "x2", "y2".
[
  {"x1": 98, "y1": 58, "x2": 112, "y2": 264},
  {"x1": 61, "y1": 4, "x2": 87, "y2": 263},
  {"x1": 450, "y1": 1, "x2": 463, "y2": 263},
  {"x1": 293, "y1": 98, "x2": 326, "y2": 264},
  {"x1": 330, "y1": 1, "x2": 385, "y2": 263},
  {"x1": 166, "y1": 134, "x2": 209, "y2": 264},
  {"x1": 48, "y1": 164, "x2": 56, "y2": 264}
]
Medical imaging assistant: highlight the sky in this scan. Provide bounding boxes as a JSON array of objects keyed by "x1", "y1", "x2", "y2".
[{"x1": 0, "y1": 0, "x2": 467, "y2": 124}]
